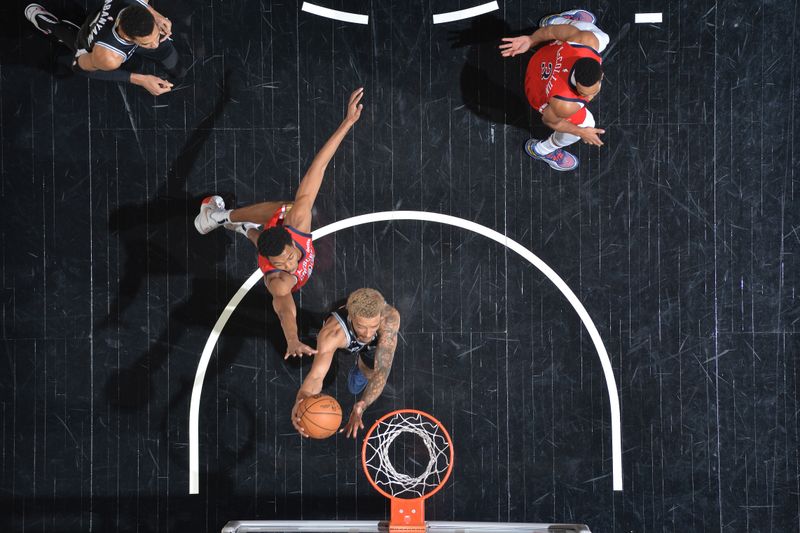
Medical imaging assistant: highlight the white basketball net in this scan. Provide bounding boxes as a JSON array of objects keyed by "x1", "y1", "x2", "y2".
[{"x1": 363, "y1": 411, "x2": 452, "y2": 499}]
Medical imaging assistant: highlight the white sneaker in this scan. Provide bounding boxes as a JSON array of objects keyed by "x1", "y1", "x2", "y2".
[
  {"x1": 24, "y1": 3, "x2": 60, "y2": 35},
  {"x1": 539, "y1": 9, "x2": 597, "y2": 27},
  {"x1": 225, "y1": 222, "x2": 261, "y2": 237},
  {"x1": 194, "y1": 195, "x2": 226, "y2": 234},
  {"x1": 224, "y1": 222, "x2": 251, "y2": 237}
]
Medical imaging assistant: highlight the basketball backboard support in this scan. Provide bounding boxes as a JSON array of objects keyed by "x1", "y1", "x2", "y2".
[{"x1": 220, "y1": 521, "x2": 592, "y2": 532}]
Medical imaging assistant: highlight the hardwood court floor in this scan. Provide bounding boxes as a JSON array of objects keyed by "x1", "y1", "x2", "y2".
[{"x1": 1, "y1": 1, "x2": 798, "y2": 532}]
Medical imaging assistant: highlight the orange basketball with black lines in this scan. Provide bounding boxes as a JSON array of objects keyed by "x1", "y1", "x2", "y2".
[{"x1": 298, "y1": 394, "x2": 343, "y2": 439}]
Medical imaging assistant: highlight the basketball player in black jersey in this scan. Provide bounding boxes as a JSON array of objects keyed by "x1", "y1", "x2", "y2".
[
  {"x1": 291, "y1": 289, "x2": 400, "y2": 439},
  {"x1": 24, "y1": 0, "x2": 181, "y2": 95}
]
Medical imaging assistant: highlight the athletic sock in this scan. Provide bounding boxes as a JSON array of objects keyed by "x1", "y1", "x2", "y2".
[
  {"x1": 210, "y1": 209, "x2": 231, "y2": 224},
  {"x1": 233, "y1": 223, "x2": 261, "y2": 237},
  {"x1": 535, "y1": 138, "x2": 560, "y2": 155}
]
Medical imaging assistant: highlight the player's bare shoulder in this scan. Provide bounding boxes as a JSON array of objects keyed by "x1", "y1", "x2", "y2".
[
  {"x1": 318, "y1": 313, "x2": 349, "y2": 349},
  {"x1": 92, "y1": 45, "x2": 126, "y2": 70},
  {"x1": 379, "y1": 304, "x2": 400, "y2": 334}
]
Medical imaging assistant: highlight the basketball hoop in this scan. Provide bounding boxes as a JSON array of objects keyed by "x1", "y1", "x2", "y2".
[{"x1": 361, "y1": 409, "x2": 454, "y2": 532}]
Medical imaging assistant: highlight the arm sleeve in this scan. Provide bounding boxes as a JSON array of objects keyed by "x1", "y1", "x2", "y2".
[{"x1": 72, "y1": 61, "x2": 132, "y2": 83}]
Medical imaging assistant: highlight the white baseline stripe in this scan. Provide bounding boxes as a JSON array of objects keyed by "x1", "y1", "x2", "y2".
[
  {"x1": 433, "y1": 1, "x2": 499, "y2": 24},
  {"x1": 635, "y1": 12, "x2": 663, "y2": 23},
  {"x1": 301, "y1": 2, "x2": 369, "y2": 25},
  {"x1": 189, "y1": 211, "x2": 623, "y2": 493}
]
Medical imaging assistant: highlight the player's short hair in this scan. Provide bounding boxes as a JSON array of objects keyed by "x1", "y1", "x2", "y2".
[
  {"x1": 573, "y1": 58, "x2": 603, "y2": 87},
  {"x1": 257, "y1": 227, "x2": 293, "y2": 258},
  {"x1": 347, "y1": 288, "x2": 385, "y2": 319},
  {"x1": 119, "y1": 6, "x2": 156, "y2": 38}
]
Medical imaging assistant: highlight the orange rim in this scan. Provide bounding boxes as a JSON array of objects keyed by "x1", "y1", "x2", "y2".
[{"x1": 361, "y1": 408, "x2": 454, "y2": 501}]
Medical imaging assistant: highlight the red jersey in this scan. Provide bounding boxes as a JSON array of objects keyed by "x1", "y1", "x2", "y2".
[
  {"x1": 524, "y1": 41, "x2": 602, "y2": 125},
  {"x1": 257, "y1": 205, "x2": 315, "y2": 293}
]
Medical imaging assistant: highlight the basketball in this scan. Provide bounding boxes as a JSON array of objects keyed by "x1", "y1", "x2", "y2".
[{"x1": 298, "y1": 394, "x2": 343, "y2": 439}]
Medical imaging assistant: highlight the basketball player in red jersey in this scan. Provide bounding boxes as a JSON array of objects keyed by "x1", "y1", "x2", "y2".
[
  {"x1": 500, "y1": 9, "x2": 610, "y2": 171},
  {"x1": 291, "y1": 288, "x2": 400, "y2": 438},
  {"x1": 194, "y1": 88, "x2": 365, "y2": 358}
]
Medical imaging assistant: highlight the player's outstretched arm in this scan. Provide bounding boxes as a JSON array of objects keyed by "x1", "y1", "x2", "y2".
[
  {"x1": 283, "y1": 88, "x2": 364, "y2": 233},
  {"x1": 341, "y1": 306, "x2": 400, "y2": 438},
  {"x1": 290, "y1": 321, "x2": 343, "y2": 437},
  {"x1": 500, "y1": 24, "x2": 598, "y2": 57},
  {"x1": 266, "y1": 273, "x2": 318, "y2": 359}
]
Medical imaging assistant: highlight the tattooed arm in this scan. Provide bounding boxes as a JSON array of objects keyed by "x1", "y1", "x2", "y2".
[{"x1": 341, "y1": 305, "x2": 400, "y2": 438}]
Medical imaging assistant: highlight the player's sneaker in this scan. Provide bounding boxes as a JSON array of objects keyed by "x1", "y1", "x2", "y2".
[
  {"x1": 194, "y1": 195, "x2": 226, "y2": 234},
  {"x1": 539, "y1": 9, "x2": 597, "y2": 27},
  {"x1": 524, "y1": 139, "x2": 580, "y2": 171},
  {"x1": 24, "y1": 3, "x2": 60, "y2": 35}
]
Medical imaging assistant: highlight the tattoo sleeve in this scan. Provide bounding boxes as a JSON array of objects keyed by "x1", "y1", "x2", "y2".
[{"x1": 359, "y1": 308, "x2": 400, "y2": 408}]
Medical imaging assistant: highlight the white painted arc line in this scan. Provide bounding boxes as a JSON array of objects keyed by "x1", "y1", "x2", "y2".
[
  {"x1": 301, "y1": 2, "x2": 369, "y2": 25},
  {"x1": 189, "y1": 269, "x2": 263, "y2": 494},
  {"x1": 432, "y1": 1, "x2": 499, "y2": 24},
  {"x1": 635, "y1": 12, "x2": 663, "y2": 23},
  {"x1": 188, "y1": 210, "x2": 623, "y2": 494}
]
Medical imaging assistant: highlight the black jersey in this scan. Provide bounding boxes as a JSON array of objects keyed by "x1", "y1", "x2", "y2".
[
  {"x1": 329, "y1": 307, "x2": 378, "y2": 369},
  {"x1": 75, "y1": 0, "x2": 149, "y2": 62}
]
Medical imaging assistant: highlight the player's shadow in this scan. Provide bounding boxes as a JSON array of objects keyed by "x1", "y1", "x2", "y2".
[
  {"x1": 453, "y1": 15, "x2": 549, "y2": 138},
  {"x1": 102, "y1": 71, "x2": 236, "y2": 328},
  {"x1": 106, "y1": 281, "x2": 331, "y2": 411}
]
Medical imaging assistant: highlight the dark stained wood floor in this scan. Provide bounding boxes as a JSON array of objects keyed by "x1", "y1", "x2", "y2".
[{"x1": 1, "y1": 1, "x2": 798, "y2": 532}]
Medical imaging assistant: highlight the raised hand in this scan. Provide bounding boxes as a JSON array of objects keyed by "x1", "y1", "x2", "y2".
[
  {"x1": 339, "y1": 401, "x2": 366, "y2": 438},
  {"x1": 499, "y1": 35, "x2": 534, "y2": 57},
  {"x1": 154, "y1": 14, "x2": 172, "y2": 41},
  {"x1": 344, "y1": 87, "x2": 364, "y2": 126},
  {"x1": 284, "y1": 339, "x2": 317, "y2": 359}
]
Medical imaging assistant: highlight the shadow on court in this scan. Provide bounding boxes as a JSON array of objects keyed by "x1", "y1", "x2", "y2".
[{"x1": 453, "y1": 15, "x2": 549, "y2": 138}]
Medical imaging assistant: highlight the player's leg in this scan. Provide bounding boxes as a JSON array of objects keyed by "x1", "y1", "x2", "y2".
[
  {"x1": 539, "y1": 10, "x2": 610, "y2": 52},
  {"x1": 24, "y1": 4, "x2": 81, "y2": 52},
  {"x1": 347, "y1": 362, "x2": 369, "y2": 395},
  {"x1": 524, "y1": 108, "x2": 594, "y2": 172},
  {"x1": 229, "y1": 201, "x2": 292, "y2": 225},
  {"x1": 194, "y1": 196, "x2": 292, "y2": 240}
]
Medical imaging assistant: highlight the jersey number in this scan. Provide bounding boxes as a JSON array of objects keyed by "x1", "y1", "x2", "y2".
[{"x1": 540, "y1": 62, "x2": 553, "y2": 80}]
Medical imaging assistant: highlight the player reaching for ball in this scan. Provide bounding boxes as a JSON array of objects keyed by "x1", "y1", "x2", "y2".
[
  {"x1": 291, "y1": 288, "x2": 400, "y2": 438},
  {"x1": 194, "y1": 88, "x2": 365, "y2": 358}
]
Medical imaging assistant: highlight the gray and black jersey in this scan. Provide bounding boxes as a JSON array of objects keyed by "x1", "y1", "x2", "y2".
[
  {"x1": 329, "y1": 307, "x2": 378, "y2": 369},
  {"x1": 75, "y1": 0, "x2": 149, "y2": 62}
]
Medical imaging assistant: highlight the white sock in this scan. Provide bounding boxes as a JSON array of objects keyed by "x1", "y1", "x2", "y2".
[
  {"x1": 535, "y1": 138, "x2": 560, "y2": 155},
  {"x1": 210, "y1": 209, "x2": 232, "y2": 224},
  {"x1": 233, "y1": 222, "x2": 261, "y2": 236}
]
